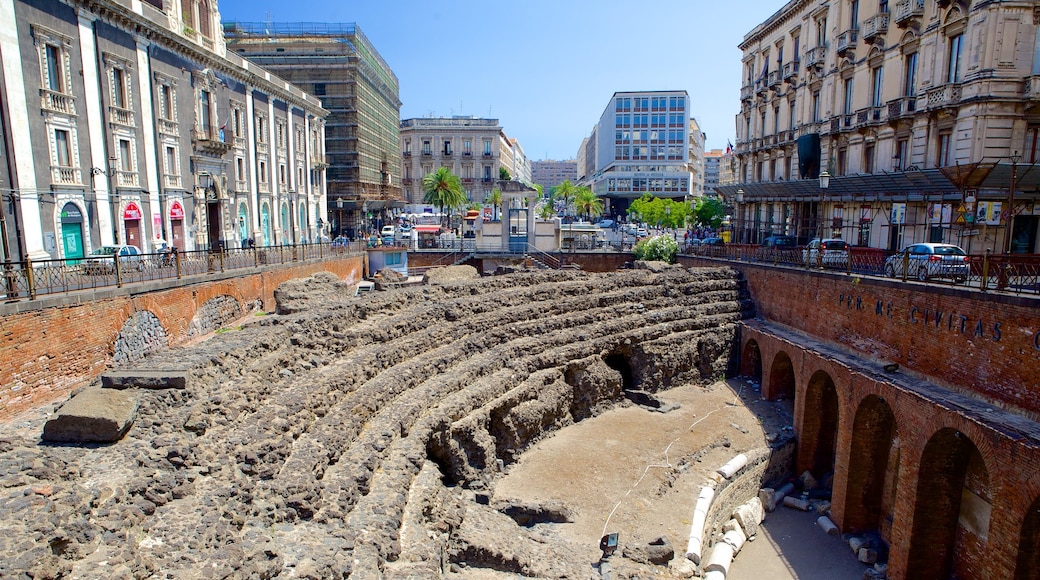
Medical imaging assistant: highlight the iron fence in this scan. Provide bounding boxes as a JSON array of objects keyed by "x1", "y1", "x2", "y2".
[{"x1": 0, "y1": 241, "x2": 364, "y2": 301}]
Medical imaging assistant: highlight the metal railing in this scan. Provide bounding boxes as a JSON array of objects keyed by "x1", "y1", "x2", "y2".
[
  {"x1": 684, "y1": 243, "x2": 1040, "y2": 295},
  {"x1": 0, "y1": 241, "x2": 363, "y2": 302}
]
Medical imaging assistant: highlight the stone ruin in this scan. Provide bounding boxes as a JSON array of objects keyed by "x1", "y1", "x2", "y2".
[{"x1": 0, "y1": 266, "x2": 753, "y2": 578}]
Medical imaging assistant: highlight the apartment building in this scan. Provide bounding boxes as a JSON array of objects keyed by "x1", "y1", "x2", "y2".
[
  {"x1": 588, "y1": 91, "x2": 693, "y2": 216},
  {"x1": 531, "y1": 160, "x2": 578, "y2": 191},
  {"x1": 224, "y1": 22, "x2": 401, "y2": 240},
  {"x1": 0, "y1": 0, "x2": 328, "y2": 262},
  {"x1": 724, "y1": 0, "x2": 1039, "y2": 253},
  {"x1": 399, "y1": 117, "x2": 529, "y2": 208},
  {"x1": 688, "y1": 117, "x2": 707, "y2": 198}
]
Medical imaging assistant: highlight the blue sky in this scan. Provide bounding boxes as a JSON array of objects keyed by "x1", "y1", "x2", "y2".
[{"x1": 218, "y1": 0, "x2": 784, "y2": 160}]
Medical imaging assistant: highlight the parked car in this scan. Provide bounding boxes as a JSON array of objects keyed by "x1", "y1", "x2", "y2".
[
  {"x1": 595, "y1": 219, "x2": 615, "y2": 229},
  {"x1": 762, "y1": 235, "x2": 797, "y2": 247},
  {"x1": 701, "y1": 237, "x2": 725, "y2": 246},
  {"x1": 884, "y1": 243, "x2": 969, "y2": 282},
  {"x1": 82, "y1": 245, "x2": 143, "y2": 275},
  {"x1": 380, "y1": 225, "x2": 396, "y2": 238},
  {"x1": 802, "y1": 238, "x2": 849, "y2": 267}
]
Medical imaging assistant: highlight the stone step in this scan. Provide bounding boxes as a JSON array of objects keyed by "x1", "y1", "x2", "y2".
[
  {"x1": 100, "y1": 368, "x2": 190, "y2": 390},
  {"x1": 42, "y1": 387, "x2": 139, "y2": 443}
]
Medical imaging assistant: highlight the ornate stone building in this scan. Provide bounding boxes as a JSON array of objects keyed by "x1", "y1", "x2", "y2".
[
  {"x1": 0, "y1": 0, "x2": 328, "y2": 261},
  {"x1": 724, "y1": 0, "x2": 1040, "y2": 254}
]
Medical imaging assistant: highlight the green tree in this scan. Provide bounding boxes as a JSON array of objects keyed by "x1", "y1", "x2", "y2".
[
  {"x1": 499, "y1": 166, "x2": 511, "y2": 181},
  {"x1": 574, "y1": 187, "x2": 604, "y2": 222},
  {"x1": 693, "y1": 196, "x2": 727, "y2": 229},
  {"x1": 486, "y1": 188, "x2": 503, "y2": 221},
  {"x1": 554, "y1": 180, "x2": 577, "y2": 217},
  {"x1": 422, "y1": 167, "x2": 467, "y2": 227}
]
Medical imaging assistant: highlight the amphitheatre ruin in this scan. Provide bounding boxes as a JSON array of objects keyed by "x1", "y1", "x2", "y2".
[{"x1": 0, "y1": 264, "x2": 801, "y2": 578}]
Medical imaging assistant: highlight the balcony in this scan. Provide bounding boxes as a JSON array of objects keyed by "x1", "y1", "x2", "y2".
[
  {"x1": 40, "y1": 89, "x2": 76, "y2": 115},
  {"x1": 855, "y1": 106, "x2": 884, "y2": 127},
  {"x1": 805, "y1": 46, "x2": 827, "y2": 70},
  {"x1": 830, "y1": 114, "x2": 855, "y2": 134},
  {"x1": 782, "y1": 61, "x2": 800, "y2": 83},
  {"x1": 740, "y1": 84, "x2": 754, "y2": 101},
  {"x1": 164, "y1": 173, "x2": 182, "y2": 188},
  {"x1": 109, "y1": 106, "x2": 135, "y2": 127},
  {"x1": 311, "y1": 155, "x2": 329, "y2": 169},
  {"x1": 1026, "y1": 76, "x2": 1040, "y2": 100},
  {"x1": 402, "y1": 178, "x2": 413, "y2": 185},
  {"x1": 755, "y1": 79, "x2": 769, "y2": 96},
  {"x1": 421, "y1": 150, "x2": 432, "y2": 157},
  {"x1": 894, "y1": 0, "x2": 925, "y2": 28},
  {"x1": 768, "y1": 70, "x2": 782, "y2": 89},
  {"x1": 862, "y1": 13, "x2": 889, "y2": 44},
  {"x1": 50, "y1": 165, "x2": 81, "y2": 185},
  {"x1": 157, "y1": 118, "x2": 178, "y2": 135},
  {"x1": 925, "y1": 83, "x2": 962, "y2": 111},
  {"x1": 836, "y1": 29, "x2": 858, "y2": 56},
  {"x1": 887, "y1": 96, "x2": 918, "y2": 120},
  {"x1": 255, "y1": 141, "x2": 269, "y2": 156},
  {"x1": 403, "y1": 151, "x2": 411, "y2": 157},
  {"x1": 482, "y1": 152, "x2": 494, "y2": 158},
  {"x1": 194, "y1": 127, "x2": 233, "y2": 155},
  {"x1": 115, "y1": 169, "x2": 139, "y2": 188},
  {"x1": 463, "y1": 151, "x2": 472, "y2": 156},
  {"x1": 440, "y1": 150, "x2": 453, "y2": 157}
]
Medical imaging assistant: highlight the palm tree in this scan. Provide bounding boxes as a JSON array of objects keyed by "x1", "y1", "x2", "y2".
[
  {"x1": 574, "y1": 187, "x2": 604, "y2": 222},
  {"x1": 422, "y1": 167, "x2": 467, "y2": 227},
  {"x1": 554, "y1": 180, "x2": 577, "y2": 218},
  {"x1": 487, "y1": 188, "x2": 503, "y2": 221}
]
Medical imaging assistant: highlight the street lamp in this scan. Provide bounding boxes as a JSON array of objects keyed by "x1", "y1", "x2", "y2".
[
  {"x1": 818, "y1": 170, "x2": 830, "y2": 241},
  {"x1": 735, "y1": 189, "x2": 745, "y2": 243},
  {"x1": 1002, "y1": 151, "x2": 1021, "y2": 254}
]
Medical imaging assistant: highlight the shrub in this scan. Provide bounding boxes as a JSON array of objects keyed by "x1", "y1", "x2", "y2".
[{"x1": 633, "y1": 235, "x2": 679, "y2": 263}]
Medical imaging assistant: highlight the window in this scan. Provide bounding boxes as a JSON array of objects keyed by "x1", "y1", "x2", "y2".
[
  {"x1": 165, "y1": 146, "x2": 177, "y2": 175},
  {"x1": 879, "y1": 0, "x2": 888, "y2": 13},
  {"x1": 937, "y1": 132, "x2": 951, "y2": 167},
  {"x1": 850, "y1": 0, "x2": 859, "y2": 29},
  {"x1": 422, "y1": 140, "x2": 431, "y2": 155},
  {"x1": 279, "y1": 164, "x2": 287, "y2": 185},
  {"x1": 118, "y1": 138, "x2": 132, "y2": 171},
  {"x1": 895, "y1": 138, "x2": 909, "y2": 170},
  {"x1": 112, "y1": 67, "x2": 128, "y2": 109},
  {"x1": 947, "y1": 33, "x2": 963, "y2": 83},
  {"x1": 276, "y1": 122, "x2": 287, "y2": 149},
  {"x1": 812, "y1": 90, "x2": 821, "y2": 122},
  {"x1": 483, "y1": 165, "x2": 492, "y2": 180},
  {"x1": 312, "y1": 83, "x2": 326, "y2": 96},
  {"x1": 463, "y1": 139, "x2": 472, "y2": 153},
  {"x1": 774, "y1": 106, "x2": 781, "y2": 134},
  {"x1": 54, "y1": 129, "x2": 71, "y2": 166},
  {"x1": 871, "y1": 66, "x2": 883, "y2": 108},
  {"x1": 864, "y1": 143, "x2": 875, "y2": 173},
  {"x1": 816, "y1": 17, "x2": 827, "y2": 46},
  {"x1": 159, "y1": 84, "x2": 173, "y2": 119},
  {"x1": 255, "y1": 114, "x2": 266, "y2": 143},
  {"x1": 44, "y1": 44, "x2": 65, "y2": 92},
  {"x1": 199, "y1": 90, "x2": 212, "y2": 132},
  {"x1": 837, "y1": 148, "x2": 847, "y2": 175},
  {"x1": 843, "y1": 78, "x2": 855, "y2": 115},
  {"x1": 443, "y1": 140, "x2": 452, "y2": 155},
  {"x1": 236, "y1": 157, "x2": 245, "y2": 181},
  {"x1": 483, "y1": 140, "x2": 492, "y2": 155},
  {"x1": 904, "y1": 52, "x2": 918, "y2": 96},
  {"x1": 789, "y1": 100, "x2": 796, "y2": 130},
  {"x1": 1026, "y1": 126, "x2": 1040, "y2": 164}
]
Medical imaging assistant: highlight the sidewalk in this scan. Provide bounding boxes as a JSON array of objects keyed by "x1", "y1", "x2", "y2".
[{"x1": 728, "y1": 506, "x2": 872, "y2": 580}]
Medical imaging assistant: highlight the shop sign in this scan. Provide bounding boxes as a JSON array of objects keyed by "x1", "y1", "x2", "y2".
[
  {"x1": 170, "y1": 200, "x2": 185, "y2": 220},
  {"x1": 123, "y1": 202, "x2": 143, "y2": 221}
]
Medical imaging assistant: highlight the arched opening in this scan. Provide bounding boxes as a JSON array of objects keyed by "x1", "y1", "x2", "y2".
[
  {"x1": 603, "y1": 353, "x2": 635, "y2": 392},
  {"x1": 237, "y1": 202, "x2": 249, "y2": 248},
  {"x1": 261, "y1": 202, "x2": 272, "y2": 246},
  {"x1": 767, "y1": 350, "x2": 795, "y2": 401},
  {"x1": 281, "y1": 202, "x2": 290, "y2": 244},
  {"x1": 798, "y1": 370, "x2": 839, "y2": 480},
  {"x1": 844, "y1": 395, "x2": 897, "y2": 536},
  {"x1": 740, "y1": 339, "x2": 762, "y2": 383},
  {"x1": 59, "y1": 202, "x2": 85, "y2": 263},
  {"x1": 1016, "y1": 494, "x2": 1040, "y2": 579},
  {"x1": 908, "y1": 428, "x2": 991, "y2": 579}
]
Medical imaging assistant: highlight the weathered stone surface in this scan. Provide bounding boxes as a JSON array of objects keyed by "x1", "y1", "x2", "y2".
[
  {"x1": 422, "y1": 264, "x2": 479, "y2": 284},
  {"x1": 101, "y1": 369, "x2": 190, "y2": 390},
  {"x1": 0, "y1": 268, "x2": 754, "y2": 577},
  {"x1": 41, "y1": 388, "x2": 139, "y2": 443},
  {"x1": 732, "y1": 497, "x2": 764, "y2": 538},
  {"x1": 621, "y1": 536, "x2": 675, "y2": 566}
]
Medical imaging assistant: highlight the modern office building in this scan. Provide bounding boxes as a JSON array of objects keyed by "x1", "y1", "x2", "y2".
[
  {"x1": 224, "y1": 22, "x2": 401, "y2": 240},
  {"x1": 704, "y1": 149, "x2": 724, "y2": 197},
  {"x1": 723, "y1": 0, "x2": 1039, "y2": 253},
  {"x1": 0, "y1": 0, "x2": 328, "y2": 263},
  {"x1": 531, "y1": 160, "x2": 578, "y2": 191},
  {"x1": 587, "y1": 91, "x2": 693, "y2": 216},
  {"x1": 398, "y1": 117, "x2": 529, "y2": 208}
]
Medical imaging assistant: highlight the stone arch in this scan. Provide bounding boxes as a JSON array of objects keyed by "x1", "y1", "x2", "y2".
[
  {"x1": 603, "y1": 353, "x2": 636, "y2": 392},
  {"x1": 1016, "y1": 494, "x2": 1040, "y2": 579},
  {"x1": 740, "y1": 339, "x2": 762, "y2": 383},
  {"x1": 187, "y1": 294, "x2": 243, "y2": 337},
  {"x1": 113, "y1": 310, "x2": 168, "y2": 366},
  {"x1": 843, "y1": 394, "x2": 898, "y2": 535},
  {"x1": 907, "y1": 428, "x2": 992, "y2": 579},
  {"x1": 765, "y1": 350, "x2": 795, "y2": 401},
  {"x1": 798, "y1": 369, "x2": 839, "y2": 479}
]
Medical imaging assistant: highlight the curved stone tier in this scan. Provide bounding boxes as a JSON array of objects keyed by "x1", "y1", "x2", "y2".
[{"x1": 0, "y1": 267, "x2": 752, "y2": 578}]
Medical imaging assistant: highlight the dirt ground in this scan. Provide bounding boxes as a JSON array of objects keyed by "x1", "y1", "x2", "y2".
[{"x1": 490, "y1": 378, "x2": 793, "y2": 577}]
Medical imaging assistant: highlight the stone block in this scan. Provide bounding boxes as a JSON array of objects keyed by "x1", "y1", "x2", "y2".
[
  {"x1": 858, "y1": 548, "x2": 878, "y2": 564},
  {"x1": 101, "y1": 369, "x2": 190, "y2": 390},
  {"x1": 732, "y1": 497, "x2": 764, "y2": 537},
  {"x1": 42, "y1": 388, "x2": 139, "y2": 443},
  {"x1": 759, "y1": 487, "x2": 777, "y2": 511}
]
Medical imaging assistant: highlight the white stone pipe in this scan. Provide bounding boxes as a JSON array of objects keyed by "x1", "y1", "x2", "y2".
[
  {"x1": 783, "y1": 496, "x2": 810, "y2": 511},
  {"x1": 723, "y1": 527, "x2": 747, "y2": 553},
  {"x1": 773, "y1": 481, "x2": 795, "y2": 506},
  {"x1": 817, "y1": 515, "x2": 839, "y2": 536},
  {"x1": 704, "y1": 541, "x2": 735, "y2": 575},
  {"x1": 716, "y1": 453, "x2": 748, "y2": 479},
  {"x1": 704, "y1": 571, "x2": 726, "y2": 580},
  {"x1": 684, "y1": 486, "x2": 716, "y2": 564}
]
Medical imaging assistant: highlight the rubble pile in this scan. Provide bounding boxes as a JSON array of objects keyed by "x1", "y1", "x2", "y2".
[{"x1": 0, "y1": 267, "x2": 752, "y2": 578}]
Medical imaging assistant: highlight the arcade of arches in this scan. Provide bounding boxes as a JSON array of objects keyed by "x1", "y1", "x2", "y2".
[{"x1": 740, "y1": 319, "x2": 1040, "y2": 579}]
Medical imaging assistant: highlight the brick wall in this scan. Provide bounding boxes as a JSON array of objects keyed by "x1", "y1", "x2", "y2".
[
  {"x1": 0, "y1": 257, "x2": 364, "y2": 420},
  {"x1": 682, "y1": 258, "x2": 1040, "y2": 419}
]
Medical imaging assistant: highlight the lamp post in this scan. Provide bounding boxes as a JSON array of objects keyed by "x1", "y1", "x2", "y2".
[
  {"x1": 735, "y1": 189, "x2": 745, "y2": 243},
  {"x1": 1002, "y1": 151, "x2": 1021, "y2": 254},
  {"x1": 818, "y1": 170, "x2": 830, "y2": 242}
]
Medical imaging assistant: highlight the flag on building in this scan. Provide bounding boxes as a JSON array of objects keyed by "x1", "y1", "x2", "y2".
[{"x1": 725, "y1": 141, "x2": 733, "y2": 155}]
